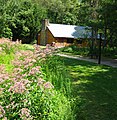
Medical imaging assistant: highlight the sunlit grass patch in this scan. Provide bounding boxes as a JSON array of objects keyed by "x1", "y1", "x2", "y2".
[{"x1": 61, "y1": 57, "x2": 117, "y2": 120}]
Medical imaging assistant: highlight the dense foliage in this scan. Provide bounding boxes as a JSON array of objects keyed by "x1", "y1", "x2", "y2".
[
  {"x1": 60, "y1": 45, "x2": 117, "y2": 59},
  {"x1": 78, "y1": 0, "x2": 117, "y2": 48},
  {"x1": 0, "y1": 0, "x2": 116, "y2": 47},
  {"x1": 0, "y1": 0, "x2": 46, "y2": 43},
  {"x1": 0, "y1": 39, "x2": 74, "y2": 119}
]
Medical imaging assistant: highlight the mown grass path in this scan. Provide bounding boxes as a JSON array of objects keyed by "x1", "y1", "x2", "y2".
[{"x1": 61, "y1": 57, "x2": 117, "y2": 120}]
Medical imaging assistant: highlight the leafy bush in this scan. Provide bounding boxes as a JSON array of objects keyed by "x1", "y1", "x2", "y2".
[
  {"x1": 3, "y1": 26, "x2": 13, "y2": 39},
  {"x1": 0, "y1": 40, "x2": 74, "y2": 120},
  {"x1": 102, "y1": 47, "x2": 117, "y2": 59},
  {"x1": 62, "y1": 47, "x2": 73, "y2": 53},
  {"x1": 0, "y1": 0, "x2": 47, "y2": 43},
  {"x1": 60, "y1": 45, "x2": 89, "y2": 56}
]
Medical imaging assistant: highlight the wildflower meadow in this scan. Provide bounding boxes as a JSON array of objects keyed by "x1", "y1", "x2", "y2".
[{"x1": 0, "y1": 39, "x2": 74, "y2": 120}]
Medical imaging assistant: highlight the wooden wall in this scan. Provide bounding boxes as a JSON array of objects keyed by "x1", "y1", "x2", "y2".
[
  {"x1": 37, "y1": 33, "x2": 41, "y2": 45},
  {"x1": 37, "y1": 28, "x2": 89, "y2": 47},
  {"x1": 37, "y1": 28, "x2": 56, "y2": 45},
  {"x1": 47, "y1": 28, "x2": 56, "y2": 44}
]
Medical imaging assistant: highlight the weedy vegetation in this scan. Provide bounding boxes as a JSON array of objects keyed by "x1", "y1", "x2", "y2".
[{"x1": 0, "y1": 39, "x2": 74, "y2": 120}]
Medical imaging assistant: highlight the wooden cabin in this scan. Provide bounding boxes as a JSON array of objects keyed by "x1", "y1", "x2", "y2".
[{"x1": 37, "y1": 19, "x2": 92, "y2": 47}]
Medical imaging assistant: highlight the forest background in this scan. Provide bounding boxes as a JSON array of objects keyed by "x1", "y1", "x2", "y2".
[{"x1": 0, "y1": 0, "x2": 116, "y2": 47}]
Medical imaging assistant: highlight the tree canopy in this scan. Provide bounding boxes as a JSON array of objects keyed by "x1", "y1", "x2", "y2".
[
  {"x1": 0, "y1": 0, "x2": 46, "y2": 43},
  {"x1": 0, "y1": 0, "x2": 116, "y2": 45}
]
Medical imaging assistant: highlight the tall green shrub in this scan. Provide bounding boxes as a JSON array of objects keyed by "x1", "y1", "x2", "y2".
[
  {"x1": 0, "y1": 0, "x2": 47, "y2": 43},
  {"x1": 40, "y1": 55, "x2": 71, "y2": 96}
]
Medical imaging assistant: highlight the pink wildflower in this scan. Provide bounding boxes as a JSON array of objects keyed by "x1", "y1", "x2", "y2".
[
  {"x1": 24, "y1": 58, "x2": 32, "y2": 64},
  {"x1": 0, "y1": 74, "x2": 9, "y2": 84},
  {"x1": 12, "y1": 75, "x2": 22, "y2": 81},
  {"x1": 46, "y1": 44, "x2": 50, "y2": 48},
  {"x1": 0, "y1": 105, "x2": 5, "y2": 118},
  {"x1": 9, "y1": 81, "x2": 26, "y2": 94},
  {"x1": 28, "y1": 66, "x2": 41, "y2": 75},
  {"x1": 43, "y1": 82, "x2": 54, "y2": 89},
  {"x1": 15, "y1": 51, "x2": 22, "y2": 58},
  {"x1": 38, "y1": 78, "x2": 45, "y2": 86},
  {"x1": 24, "y1": 65, "x2": 29, "y2": 69},
  {"x1": 28, "y1": 63, "x2": 33, "y2": 67},
  {"x1": 3, "y1": 75, "x2": 9, "y2": 80},
  {"x1": 33, "y1": 44, "x2": 41, "y2": 51},
  {"x1": 12, "y1": 61, "x2": 21, "y2": 67},
  {"x1": 22, "y1": 73, "x2": 27, "y2": 77},
  {"x1": 20, "y1": 50, "x2": 33, "y2": 57},
  {"x1": 22, "y1": 79, "x2": 30, "y2": 85},
  {"x1": 13, "y1": 68, "x2": 23, "y2": 73},
  {"x1": 20, "y1": 108, "x2": 31, "y2": 120},
  {"x1": 39, "y1": 53, "x2": 46, "y2": 58},
  {"x1": 44, "y1": 48, "x2": 51, "y2": 54},
  {"x1": 32, "y1": 59, "x2": 36, "y2": 63}
]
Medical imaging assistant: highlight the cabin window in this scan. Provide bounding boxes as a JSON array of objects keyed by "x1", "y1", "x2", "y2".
[{"x1": 67, "y1": 38, "x2": 73, "y2": 43}]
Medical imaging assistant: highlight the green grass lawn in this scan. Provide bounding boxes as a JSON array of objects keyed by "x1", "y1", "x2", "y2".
[{"x1": 61, "y1": 57, "x2": 117, "y2": 120}]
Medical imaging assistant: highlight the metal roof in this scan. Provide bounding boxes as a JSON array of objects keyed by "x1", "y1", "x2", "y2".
[{"x1": 47, "y1": 23, "x2": 92, "y2": 39}]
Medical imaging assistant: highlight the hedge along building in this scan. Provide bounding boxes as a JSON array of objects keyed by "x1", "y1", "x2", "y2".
[{"x1": 37, "y1": 19, "x2": 92, "y2": 46}]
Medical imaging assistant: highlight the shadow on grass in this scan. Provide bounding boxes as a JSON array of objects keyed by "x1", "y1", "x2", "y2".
[{"x1": 60, "y1": 57, "x2": 117, "y2": 120}]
